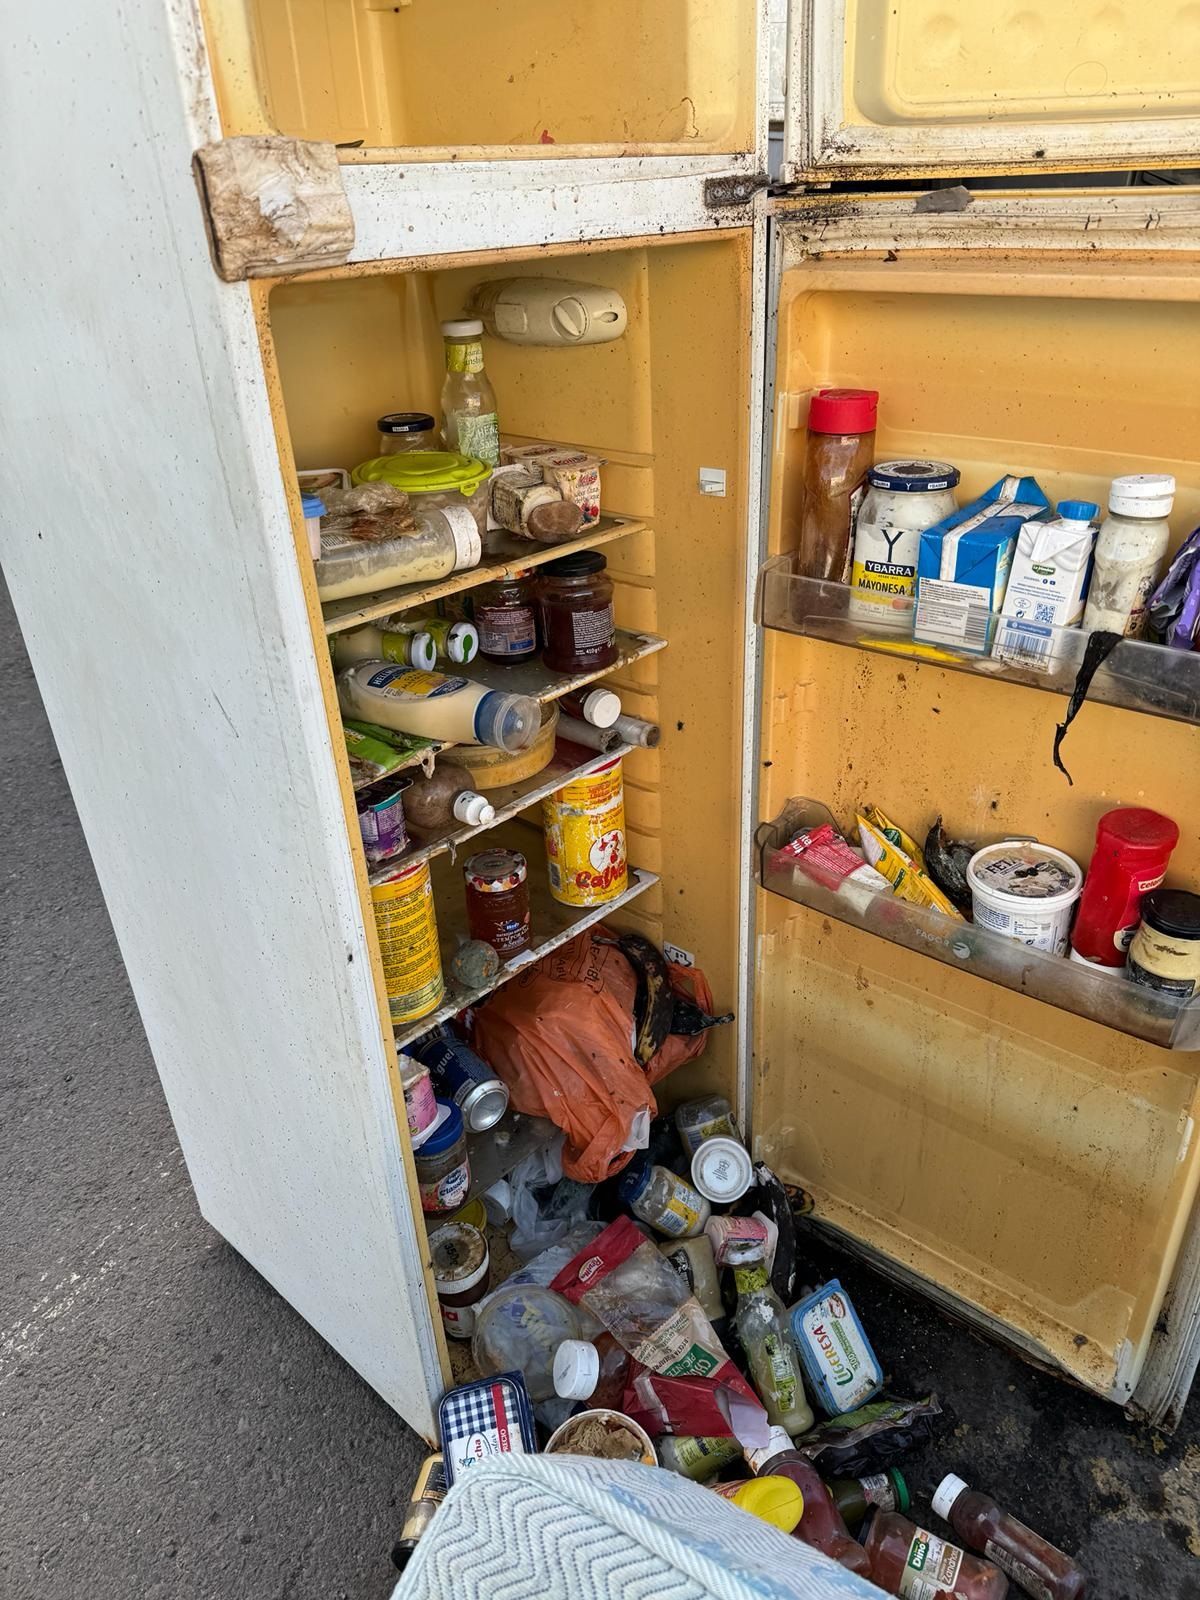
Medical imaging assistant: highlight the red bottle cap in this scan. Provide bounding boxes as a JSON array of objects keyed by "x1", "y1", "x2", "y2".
[
  {"x1": 807, "y1": 388, "x2": 879, "y2": 434},
  {"x1": 1096, "y1": 808, "x2": 1179, "y2": 855}
]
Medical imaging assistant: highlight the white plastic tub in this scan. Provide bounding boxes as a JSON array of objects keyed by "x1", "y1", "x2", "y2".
[{"x1": 966, "y1": 841, "x2": 1084, "y2": 955}]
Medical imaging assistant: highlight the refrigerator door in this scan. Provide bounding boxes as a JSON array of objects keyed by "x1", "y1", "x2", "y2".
[
  {"x1": 783, "y1": 0, "x2": 1200, "y2": 183},
  {"x1": 750, "y1": 186, "x2": 1200, "y2": 1420}
]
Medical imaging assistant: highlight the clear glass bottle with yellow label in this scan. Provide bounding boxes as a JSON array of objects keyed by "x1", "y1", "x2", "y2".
[{"x1": 440, "y1": 318, "x2": 500, "y2": 467}]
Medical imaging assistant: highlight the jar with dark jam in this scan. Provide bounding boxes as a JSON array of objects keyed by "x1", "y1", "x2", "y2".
[
  {"x1": 536, "y1": 550, "x2": 617, "y2": 674},
  {"x1": 463, "y1": 848, "x2": 531, "y2": 957},
  {"x1": 473, "y1": 572, "x2": 538, "y2": 665}
]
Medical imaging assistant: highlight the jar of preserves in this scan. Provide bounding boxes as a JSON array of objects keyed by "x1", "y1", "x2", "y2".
[
  {"x1": 378, "y1": 412, "x2": 438, "y2": 454},
  {"x1": 429, "y1": 1222, "x2": 491, "y2": 1340},
  {"x1": 537, "y1": 550, "x2": 617, "y2": 674},
  {"x1": 1127, "y1": 889, "x2": 1200, "y2": 999},
  {"x1": 849, "y1": 459, "x2": 961, "y2": 620},
  {"x1": 464, "y1": 848, "x2": 531, "y2": 958},
  {"x1": 474, "y1": 572, "x2": 539, "y2": 664},
  {"x1": 797, "y1": 388, "x2": 878, "y2": 583}
]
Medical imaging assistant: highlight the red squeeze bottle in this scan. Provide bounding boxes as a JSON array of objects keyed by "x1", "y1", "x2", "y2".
[
  {"x1": 1069, "y1": 807, "x2": 1178, "y2": 968},
  {"x1": 863, "y1": 1511, "x2": 1009, "y2": 1599},
  {"x1": 747, "y1": 1426, "x2": 873, "y2": 1579},
  {"x1": 932, "y1": 1475, "x2": 1086, "y2": 1600}
]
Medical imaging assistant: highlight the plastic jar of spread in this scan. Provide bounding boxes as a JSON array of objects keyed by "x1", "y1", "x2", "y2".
[
  {"x1": 378, "y1": 412, "x2": 439, "y2": 455},
  {"x1": 429, "y1": 1221, "x2": 491, "y2": 1340},
  {"x1": 1070, "y1": 808, "x2": 1179, "y2": 968},
  {"x1": 674, "y1": 1094, "x2": 738, "y2": 1157},
  {"x1": 464, "y1": 848, "x2": 531, "y2": 957},
  {"x1": 537, "y1": 550, "x2": 617, "y2": 673},
  {"x1": 414, "y1": 1100, "x2": 471, "y2": 1214},
  {"x1": 1127, "y1": 890, "x2": 1200, "y2": 999},
  {"x1": 474, "y1": 573, "x2": 539, "y2": 664},
  {"x1": 1083, "y1": 473, "x2": 1176, "y2": 638},
  {"x1": 849, "y1": 459, "x2": 960, "y2": 620},
  {"x1": 616, "y1": 1158, "x2": 711, "y2": 1239}
]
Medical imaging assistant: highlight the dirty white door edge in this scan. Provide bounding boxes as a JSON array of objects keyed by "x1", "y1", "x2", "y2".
[{"x1": 0, "y1": 0, "x2": 445, "y2": 1436}]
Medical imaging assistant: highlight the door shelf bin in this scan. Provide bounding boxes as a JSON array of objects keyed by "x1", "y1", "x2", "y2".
[
  {"x1": 756, "y1": 801, "x2": 1200, "y2": 1052},
  {"x1": 757, "y1": 555, "x2": 1200, "y2": 727}
]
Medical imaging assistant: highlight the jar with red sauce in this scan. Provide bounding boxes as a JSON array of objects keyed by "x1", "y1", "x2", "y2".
[
  {"x1": 536, "y1": 550, "x2": 617, "y2": 674},
  {"x1": 463, "y1": 848, "x2": 531, "y2": 958}
]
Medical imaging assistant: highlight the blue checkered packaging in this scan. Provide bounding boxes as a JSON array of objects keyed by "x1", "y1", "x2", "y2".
[{"x1": 438, "y1": 1371, "x2": 538, "y2": 1486}]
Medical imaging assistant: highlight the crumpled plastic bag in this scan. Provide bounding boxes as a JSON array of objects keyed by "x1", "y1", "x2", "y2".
[{"x1": 470, "y1": 927, "x2": 718, "y2": 1182}]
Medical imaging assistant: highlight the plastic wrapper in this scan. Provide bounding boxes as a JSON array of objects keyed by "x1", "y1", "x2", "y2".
[
  {"x1": 551, "y1": 1216, "x2": 769, "y2": 1447},
  {"x1": 857, "y1": 805, "x2": 963, "y2": 919},
  {"x1": 1148, "y1": 526, "x2": 1200, "y2": 650},
  {"x1": 470, "y1": 1283, "x2": 580, "y2": 1402},
  {"x1": 794, "y1": 1394, "x2": 946, "y2": 1476},
  {"x1": 320, "y1": 482, "x2": 415, "y2": 543}
]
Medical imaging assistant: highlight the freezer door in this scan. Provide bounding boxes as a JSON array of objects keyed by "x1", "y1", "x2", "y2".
[
  {"x1": 751, "y1": 188, "x2": 1200, "y2": 1420},
  {"x1": 784, "y1": 0, "x2": 1200, "y2": 183}
]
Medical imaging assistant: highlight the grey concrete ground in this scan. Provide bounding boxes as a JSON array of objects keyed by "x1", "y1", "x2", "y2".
[{"x1": 2, "y1": 571, "x2": 1198, "y2": 1599}]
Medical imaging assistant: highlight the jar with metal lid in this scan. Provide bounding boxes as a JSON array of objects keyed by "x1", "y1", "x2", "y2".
[
  {"x1": 378, "y1": 412, "x2": 438, "y2": 454},
  {"x1": 414, "y1": 1099, "x2": 471, "y2": 1214},
  {"x1": 1127, "y1": 889, "x2": 1200, "y2": 999},
  {"x1": 537, "y1": 549, "x2": 617, "y2": 673},
  {"x1": 464, "y1": 848, "x2": 531, "y2": 957},
  {"x1": 473, "y1": 572, "x2": 539, "y2": 664},
  {"x1": 429, "y1": 1222, "x2": 491, "y2": 1340},
  {"x1": 616, "y1": 1157, "x2": 711, "y2": 1238},
  {"x1": 849, "y1": 460, "x2": 960, "y2": 620}
]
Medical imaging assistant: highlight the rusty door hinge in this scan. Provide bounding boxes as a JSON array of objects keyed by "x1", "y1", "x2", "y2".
[
  {"x1": 703, "y1": 173, "x2": 771, "y2": 210},
  {"x1": 194, "y1": 137, "x2": 355, "y2": 282}
]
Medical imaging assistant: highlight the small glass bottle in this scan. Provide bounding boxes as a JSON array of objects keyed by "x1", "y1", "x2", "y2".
[
  {"x1": 797, "y1": 388, "x2": 878, "y2": 583},
  {"x1": 463, "y1": 848, "x2": 531, "y2": 958},
  {"x1": 733, "y1": 1263, "x2": 814, "y2": 1436},
  {"x1": 746, "y1": 1426, "x2": 872, "y2": 1578},
  {"x1": 378, "y1": 412, "x2": 438, "y2": 454},
  {"x1": 864, "y1": 1513, "x2": 1009, "y2": 1600},
  {"x1": 617, "y1": 1158, "x2": 711, "y2": 1239},
  {"x1": 658, "y1": 1434, "x2": 742, "y2": 1482},
  {"x1": 826, "y1": 1468, "x2": 910, "y2": 1532},
  {"x1": 474, "y1": 572, "x2": 539, "y2": 664},
  {"x1": 440, "y1": 319, "x2": 499, "y2": 467},
  {"x1": 933, "y1": 1475, "x2": 1085, "y2": 1600},
  {"x1": 537, "y1": 550, "x2": 617, "y2": 674}
]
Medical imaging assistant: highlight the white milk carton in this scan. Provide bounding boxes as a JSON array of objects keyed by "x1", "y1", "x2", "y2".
[{"x1": 993, "y1": 499, "x2": 1099, "y2": 671}]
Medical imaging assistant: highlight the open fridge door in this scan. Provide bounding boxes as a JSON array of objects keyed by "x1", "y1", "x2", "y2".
[
  {"x1": 748, "y1": 183, "x2": 1200, "y2": 1424},
  {"x1": 782, "y1": 0, "x2": 1200, "y2": 184}
]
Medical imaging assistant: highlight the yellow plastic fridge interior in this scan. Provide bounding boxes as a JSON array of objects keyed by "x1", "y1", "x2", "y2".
[{"x1": 756, "y1": 247, "x2": 1200, "y2": 1402}]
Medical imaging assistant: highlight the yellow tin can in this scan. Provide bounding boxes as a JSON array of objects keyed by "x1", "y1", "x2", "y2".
[
  {"x1": 542, "y1": 756, "x2": 628, "y2": 907},
  {"x1": 371, "y1": 858, "x2": 445, "y2": 1024}
]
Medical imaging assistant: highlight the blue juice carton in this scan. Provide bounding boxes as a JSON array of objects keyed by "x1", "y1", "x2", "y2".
[
  {"x1": 790, "y1": 1279, "x2": 884, "y2": 1416},
  {"x1": 915, "y1": 475, "x2": 1050, "y2": 654}
]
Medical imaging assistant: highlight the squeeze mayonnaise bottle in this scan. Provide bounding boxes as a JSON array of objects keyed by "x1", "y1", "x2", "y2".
[{"x1": 338, "y1": 663, "x2": 539, "y2": 753}]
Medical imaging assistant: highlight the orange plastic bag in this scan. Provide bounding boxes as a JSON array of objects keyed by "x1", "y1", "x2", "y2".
[{"x1": 470, "y1": 928, "x2": 715, "y2": 1182}]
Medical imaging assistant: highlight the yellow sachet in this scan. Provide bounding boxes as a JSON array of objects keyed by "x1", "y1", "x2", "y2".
[{"x1": 856, "y1": 805, "x2": 964, "y2": 920}]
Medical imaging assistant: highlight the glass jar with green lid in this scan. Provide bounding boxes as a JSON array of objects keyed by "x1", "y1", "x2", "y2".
[{"x1": 353, "y1": 450, "x2": 491, "y2": 539}]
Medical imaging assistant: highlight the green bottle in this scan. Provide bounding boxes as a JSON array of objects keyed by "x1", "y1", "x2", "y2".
[
  {"x1": 825, "y1": 1467, "x2": 910, "y2": 1532},
  {"x1": 733, "y1": 1260, "x2": 814, "y2": 1435}
]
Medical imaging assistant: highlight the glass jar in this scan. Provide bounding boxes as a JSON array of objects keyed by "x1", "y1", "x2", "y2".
[
  {"x1": 616, "y1": 1158, "x2": 711, "y2": 1238},
  {"x1": 352, "y1": 450, "x2": 492, "y2": 540},
  {"x1": 464, "y1": 848, "x2": 531, "y2": 957},
  {"x1": 1083, "y1": 472, "x2": 1176, "y2": 637},
  {"x1": 441, "y1": 318, "x2": 500, "y2": 468},
  {"x1": 474, "y1": 572, "x2": 539, "y2": 664},
  {"x1": 848, "y1": 459, "x2": 960, "y2": 620},
  {"x1": 378, "y1": 412, "x2": 438, "y2": 454},
  {"x1": 429, "y1": 1221, "x2": 491, "y2": 1340},
  {"x1": 537, "y1": 550, "x2": 617, "y2": 674},
  {"x1": 1127, "y1": 889, "x2": 1200, "y2": 999},
  {"x1": 797, "y1": 388, "x2": 878, "y2": 582},
  {"x1": 414, "y1": 1100, "x2": 471, "y2": 1214}
]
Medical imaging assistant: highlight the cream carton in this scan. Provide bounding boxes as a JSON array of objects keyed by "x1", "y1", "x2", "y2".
[{"x1": 992, "y1": 499, "x2": 1099, "y2": 671}]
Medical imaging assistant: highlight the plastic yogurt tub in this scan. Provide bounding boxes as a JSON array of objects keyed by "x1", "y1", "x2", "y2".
[{"x1": 966, "y1": 841, "x2": 1084, "y2": 955}]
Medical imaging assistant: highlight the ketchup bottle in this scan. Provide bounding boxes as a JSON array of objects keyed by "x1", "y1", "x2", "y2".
[
  {"x1": 863, "y1": 1511, "x2": 1009, "y2": 1599},
  {"x1": 1069, "y1": 807, "x2": 1178, "y2": 968},
  {"x1": 932, "y1": 1475, "x2": 1086, "y2": 1599},
  {"x1": 747, "y1": 1426, "x2": 872, "y2": 1579}
]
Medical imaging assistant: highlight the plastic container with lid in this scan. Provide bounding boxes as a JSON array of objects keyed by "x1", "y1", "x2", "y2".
[
  {"x1": 797, "y1": 388, "x2": 879, "y2": 583},
  {"x1": 429, "y1": 1222, "x2": 491, "y2": 1340},
  {"x1": 674, "y1": 1094, "x2": 738, "y2": 1157},
  {"x1": 463, "y1": 847, "x2": 531, "y2": 958},
  {"x1": 474, "y1": 572, "x2": 539, "y2": 664},
  {"x1": 1070, "y1": 808, "x2": 1179, "y2": 968},
  {"x1": 300, "y1": 492, "x2": 325, "y2": 561},
  {"x1": 966, "y1": 841, "x2": 1085, "y2": 956},
  {"x1": 353, "y1": 451, "x2": 492, "y2": 539},
  {"x1": 552, "y1": 1333, "x2": 630, "y2": 1406},
  {"x1": 315, "y1": 498, "x2": 482, "y2": 602},
  {"x1": 536, "y1": 550, "x2": 617, "y2": 674},
  {"x1": 849, "y1": 459, "x2": 961, "y2": 620},
  {"x1": 337, "y1": 663, "x2": 539, "y2": 753},
  {"x1": 378, "y1": 412, "x2": 438, "y2": 454},
  {"x1": 617, "y1": 1158, "x2": 711, "y2": 1238},
  {"x1": 471, "y1": 1283, "x2": 580, "y2": 1401},
  {"x1": 414, "y1": 1100, "x2": 471, "y2": 1214},
  {"x1": 1083, "y1": 473, "x2": 1176, "y2": 638},
  {"x1": 714, "y1": 1477, "x2": 805, "y2": 1534},
  {"x1": 441, "y1": 319, "x2": 500, "y2": 468},
  {"x1": 1127, "y1": 889, "x2": 1200, "y2": 999},
  {"x1": 691, "y1": 1136, "x2": 753, "y2": 1204}
]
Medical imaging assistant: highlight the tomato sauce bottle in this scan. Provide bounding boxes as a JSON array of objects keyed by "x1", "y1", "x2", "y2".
[
  {"x1": 1069, "y1": 807, "x2": 1178, "y2": 968},
  {"x1": 932, "y1": 1476, "x2": 1086, "y2": 1600},
  {"x1": 863, "y1": 1511, "x2": 1009, "y2": 1599},
  {"x1": 747, "y1": 1426, "x2": 872, "y2": 1579}
]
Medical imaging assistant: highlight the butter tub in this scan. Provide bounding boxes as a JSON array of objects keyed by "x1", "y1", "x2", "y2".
[{"x1": 790, "y1": 1279, "x2": 884, "y2": 1416}]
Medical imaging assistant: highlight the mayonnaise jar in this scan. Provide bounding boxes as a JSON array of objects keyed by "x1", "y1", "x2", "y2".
[{"x1": 848, "y1": 460, "x2": 960, "y2": 621}]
